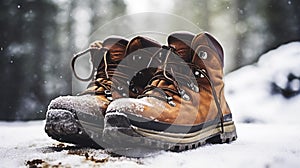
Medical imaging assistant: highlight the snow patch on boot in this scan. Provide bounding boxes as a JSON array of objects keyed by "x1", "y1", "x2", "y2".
[
  {"x1": 48, "y1": 95, "x2": 106, "y2": 116},
  {"x1": 106, "y1": 97, "x2": 166, "y2": 115}
]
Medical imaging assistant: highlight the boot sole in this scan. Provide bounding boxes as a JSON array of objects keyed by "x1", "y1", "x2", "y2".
[
  {"x1": 103, "y1": 112, "x2": 237, "y2": 157},
  {"x1": 45, "y1": 109, "x2": 105, "y2": 148}
]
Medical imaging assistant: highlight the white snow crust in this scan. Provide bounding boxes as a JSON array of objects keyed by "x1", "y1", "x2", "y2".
[
  {"x1": 48, "y1": 94, "x2": 106, "y2": 116},
  {"x1": 225, "y1": 42, "x2": 300, "y2": 124}
]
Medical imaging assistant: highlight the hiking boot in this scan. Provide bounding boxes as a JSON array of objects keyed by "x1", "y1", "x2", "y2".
[
  {"x1": 45, "y1": 36, "x2": 162, "y2": 147},
  {"x1": 45, "y1": 37, "x2": 128, "y2": 147},
  {"x1": 103, "y1": 32, "x2": 237, "y2": 156}
]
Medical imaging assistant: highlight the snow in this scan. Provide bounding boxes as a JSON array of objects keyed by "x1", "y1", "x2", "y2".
[
  {"x1": 106, "y1": 97, "x2": 167, "y2": 116},
  {"x1": 48, "y1": 95, "x2": 106, "y2": 116},
  {"x1": 1, "y1": 42, "x2": 300, "y2": 167},
  {"x1": 225, "y1": 42, "x2": 300, "y2": 124},
  {"x1": 1, "y1": 122, "x2": 299, "y2": 167}
]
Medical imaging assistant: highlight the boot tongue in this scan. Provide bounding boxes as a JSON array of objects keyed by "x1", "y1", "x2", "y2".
[
  {"x1": 165, "y1": 32, "x2": 197, "y2": 86},
  {"x1": 95, "y1": 36, "x2": 128, "y2": 72},
  {"x1": 122, "y1": 36, "x2": 162, "y2": 72},
  {"x1": 121, "y1": 36, "x2": 162, "y2": 96},
  {"x1": 145, "y1": 32, "x2": 197, "y2": 100},
  {"x1": 86, "y1": 37, "x2": 128, "y2": 93},
  {"x1": 126, "y1": 36, "x2": 161, "y2": 58},
  {"x1": 167, "y1": 32, "x2": 195, "y2": 62},
  {"x1": 102, "y1": 36, "x2": 128, "y2": 63}
]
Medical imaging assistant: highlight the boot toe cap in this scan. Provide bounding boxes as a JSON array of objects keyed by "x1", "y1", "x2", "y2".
[
  {"x1": 106, "y1": 97, "x2": 166, "y2": 120},
  {"x1": 48, "y1": 95, "x2": 106, "y2": 116}
]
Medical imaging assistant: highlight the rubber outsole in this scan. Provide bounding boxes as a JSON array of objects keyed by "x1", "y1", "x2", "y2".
[
  {"x1": 103, "y1": 112, "x2": 237, "y2": 157},
  {"x1": 44, "y1": 109, "x2": 105, "y2": 148}
]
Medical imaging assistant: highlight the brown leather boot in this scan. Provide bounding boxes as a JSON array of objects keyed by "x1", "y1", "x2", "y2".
[
  {"x1": 45, "y1": 36, "x2": 162, "y2": 147},
  {"x1": 103, "y1": 32, "x2": 237, "y2": 155},
  {"x1": 45, "y1": 37, "x2": 128, "y2": 147}
]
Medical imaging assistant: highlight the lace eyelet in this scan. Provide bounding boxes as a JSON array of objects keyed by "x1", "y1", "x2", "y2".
[
  {"x1": 166, "y1": 96, "x2": 176, "y2": 107},
  {"x1": 168, "y1": 101, "x2": 176, "y2": 107},
  {"x1": 104, "y1": 90, "x2": 113, "y2": 101},
  {"x1": 198, "y1": 51, "x2": 208, "y2": 59},
  {"x1": 194, "y1": 69, "x2": 206, "y2": 78},
  {"x1": 131, "y1": 87, "x2": 139, "y2": 94},
  {"x1": 137, "y1": 71, "x2": 143, "y2": 76},
  {"x1": 179, "y1": 89, "x2": 190, "y2": 101},
  {"x1": 200, "y1": 69, "x2": 206, "y2": 78},
  {"x1": 194, "y1": 71, "x2": 200, "y2": 77},
  {"x1": 159, "y1": 52, "x2": 162, "y2": 58},
  {"x1": 104, "y1": 90, "x2": 111, "y2": 95},
  {"x1": 188, "y1": 83, "x2": 199, "y2": 93},
  {"x1": 132, "y1": 55, "x2": 142, "y2": 61}
]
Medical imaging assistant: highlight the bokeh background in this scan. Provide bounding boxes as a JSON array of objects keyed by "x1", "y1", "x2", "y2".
[{"x1": 1, "y1": 0, "x2": 300, "y2": 120}]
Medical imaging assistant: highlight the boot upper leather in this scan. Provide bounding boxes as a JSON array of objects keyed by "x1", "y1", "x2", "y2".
[{"x1": 107, "y1": 32, "x2": 232, "y2": 126}]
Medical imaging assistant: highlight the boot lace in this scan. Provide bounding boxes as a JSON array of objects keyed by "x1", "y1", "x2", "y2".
[
  {"x1": 71, "y1": 47, "x2": 133, "y2": 100},
  {"x1": 140, "y1": 46, "x2": 224, "y2": 132}
]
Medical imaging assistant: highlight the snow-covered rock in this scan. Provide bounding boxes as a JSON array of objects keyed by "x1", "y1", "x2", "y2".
[{"x1": 225, "y1": 42, "x2": 300, "y2": 124}]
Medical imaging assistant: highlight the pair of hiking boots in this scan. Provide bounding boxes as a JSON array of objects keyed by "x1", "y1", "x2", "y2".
[{"x1": 45, "y1": 31, "x2": 237, "y2": 156}]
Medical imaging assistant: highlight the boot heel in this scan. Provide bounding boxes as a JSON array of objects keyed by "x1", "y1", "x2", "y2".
[{"x1": 207, "y1": 123, "x2": 237, "y2": 144}]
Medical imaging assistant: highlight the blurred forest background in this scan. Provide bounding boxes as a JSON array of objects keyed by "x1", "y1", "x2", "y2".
[{"x1": 1, "y1": 0, "x2": 300, "y2": 120}]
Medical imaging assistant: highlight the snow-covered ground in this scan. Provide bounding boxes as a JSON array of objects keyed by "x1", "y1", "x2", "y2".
[
  {"x1": 226, "y1": 42, "x2": 300, "y2": 125},
  {"x1": 1, "y1": 42, "x2": 300, "y2": 168},
  {"x1": 1, "y1": 121, "x2": 300, "y2": 168}
]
